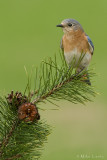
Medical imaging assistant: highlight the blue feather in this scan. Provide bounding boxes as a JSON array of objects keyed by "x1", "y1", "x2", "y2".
[{"x1": 86, "y1": 35, "x2": 94, "y2": 54}]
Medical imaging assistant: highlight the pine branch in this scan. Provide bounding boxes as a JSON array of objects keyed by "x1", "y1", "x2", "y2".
[
  {"x1": 5, "y1": 154, "x2": 22, "y2": 160},
  {"x1": 0, "y1": 121, "x2": 18, "y2": 158},
  {"x1": 0, "y1": 51, "x2": 96, "y2": 160},
  {"x1": 32, "y1": 71, "x2": 81, "y2": 103},
  {"x1": 29, "y1": 52, "x2": 96, "y2": 106}
]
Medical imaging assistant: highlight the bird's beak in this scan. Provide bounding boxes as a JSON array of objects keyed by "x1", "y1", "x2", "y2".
[{"x1": 56, "y1": 24, "x2": 63, "y2": 27}]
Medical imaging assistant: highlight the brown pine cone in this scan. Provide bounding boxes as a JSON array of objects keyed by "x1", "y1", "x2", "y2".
[
  {"x1": 6, "y1": 91, "x2": 28, "y2": 108},
  {"x1": 18, "y1": 103, "x2": 40, "y2": 122}
]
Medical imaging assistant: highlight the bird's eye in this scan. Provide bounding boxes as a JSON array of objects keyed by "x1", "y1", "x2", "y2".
[{"x1": 68, "y1": 23, "x2": 72, "y2": 27}]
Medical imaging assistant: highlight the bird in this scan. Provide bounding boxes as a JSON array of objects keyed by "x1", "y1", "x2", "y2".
[{"x1": 56, "y1": 19, "x2": 94, "y2": 84}]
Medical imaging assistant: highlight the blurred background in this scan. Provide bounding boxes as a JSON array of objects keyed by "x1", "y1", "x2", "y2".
[{"x1": 0, "y1": 0, "x2": 107, "y2": 159}]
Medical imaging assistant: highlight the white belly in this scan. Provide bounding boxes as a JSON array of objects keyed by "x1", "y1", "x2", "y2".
[{"x1": 64, "y1": 48, "x2": 92, "y2": 70}]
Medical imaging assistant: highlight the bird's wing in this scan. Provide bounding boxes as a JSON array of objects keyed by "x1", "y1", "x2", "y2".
[
  {"x1": 60, "y1": 37, "x2": 64, "y2": 51},
  {"x1": 86, "y1": 35, "x2": 94, "y2": 55}
]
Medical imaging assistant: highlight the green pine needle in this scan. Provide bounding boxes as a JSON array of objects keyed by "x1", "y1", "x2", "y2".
[{"x1": 26, "y1": 52, "x2": 96, "y2": 106}]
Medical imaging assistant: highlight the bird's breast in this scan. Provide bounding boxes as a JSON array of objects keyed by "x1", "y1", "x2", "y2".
[
  {"x1": 64, "y1": 49, "x2": 92, "y2": 67},
  {"x1": 62, "y1": 31, "x2": 92, "y2": 67},
  {"x1": 62, "y1": 31, "x2": 91, "y2": 54}
]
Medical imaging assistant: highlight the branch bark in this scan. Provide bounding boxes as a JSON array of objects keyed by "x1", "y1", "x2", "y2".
[{"x1": 0, "y1": 121, "x2": 19, "y2": 159}]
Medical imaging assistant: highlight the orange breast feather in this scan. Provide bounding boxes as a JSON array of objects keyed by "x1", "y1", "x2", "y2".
[{"x1": 62, "y1": 29, "x2": 91, "y2": 54}]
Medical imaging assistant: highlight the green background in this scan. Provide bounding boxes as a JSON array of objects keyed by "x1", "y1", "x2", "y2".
[{"x1": 0, "y1": 0, "x2": 107, "y2": 160}]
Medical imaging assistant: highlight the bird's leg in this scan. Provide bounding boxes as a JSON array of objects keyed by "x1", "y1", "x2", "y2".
[{"x1": 83, "y1": 72, "x2": 91, "y2": 85}]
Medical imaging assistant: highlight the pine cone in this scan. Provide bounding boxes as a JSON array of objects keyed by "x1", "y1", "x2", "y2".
[
  {"x1": 6, "y1": 91, "x2": 28, "y2": 108},
  {"x1": 18, "y1": 103, "x2": 40, "y2": 122}
]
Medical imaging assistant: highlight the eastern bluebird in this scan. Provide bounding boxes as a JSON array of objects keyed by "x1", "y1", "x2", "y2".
[{"x1": 56, "y1": 19, "x2": 94, "y2": 74}]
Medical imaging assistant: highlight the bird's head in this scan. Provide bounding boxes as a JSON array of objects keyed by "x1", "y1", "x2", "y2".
[{"x1": 56, "y1": 19, "x2": 84, "y2": 34}]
